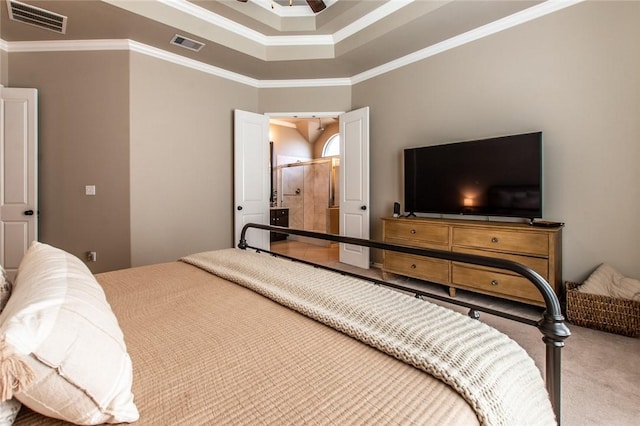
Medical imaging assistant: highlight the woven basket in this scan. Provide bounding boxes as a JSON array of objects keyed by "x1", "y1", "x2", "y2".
[{"x1": 565, "y1": 281, "x2": 640, "y2": 337}]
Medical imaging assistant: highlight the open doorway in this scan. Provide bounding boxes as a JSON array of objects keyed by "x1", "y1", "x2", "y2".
[
  {"x1": 268, "y1": 115, "x2": 340, "y2": 262},
  {"x1": 234, "y1": 108, "x2": 369, "y2": 269}
]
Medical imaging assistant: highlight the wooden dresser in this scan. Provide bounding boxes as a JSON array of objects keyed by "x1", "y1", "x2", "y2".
[{"x1": 381, "y1": 217, "x2": 563, "y2": 306}]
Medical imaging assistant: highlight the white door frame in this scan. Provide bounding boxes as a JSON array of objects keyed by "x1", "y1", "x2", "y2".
[
  {"x1": 233, "y1": 110, "x2": 271, "y2": 250},
  {"x1": 338, "y1": 107, "x2": 370, "y2": 269},
  {"x1": 266, "y1": 109, "x2": 370, "y2": 269},
  {"x1": 0, "y1": 87, "x2": 38, "y2": 280}
]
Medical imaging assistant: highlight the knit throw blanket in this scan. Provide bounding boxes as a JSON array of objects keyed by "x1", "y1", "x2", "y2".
[{"x1": 181, "y1": 248, "x2": 556, "y2": 426}]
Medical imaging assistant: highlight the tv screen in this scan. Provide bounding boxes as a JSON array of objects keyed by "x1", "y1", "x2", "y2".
[{"x1": 404, "y1": 132, "x2": 542, "y2": 219}]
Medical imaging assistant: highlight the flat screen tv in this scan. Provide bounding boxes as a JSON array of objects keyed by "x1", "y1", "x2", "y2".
[{"x1": 404, "y1": 132, "x2": 542, "y2": 219}]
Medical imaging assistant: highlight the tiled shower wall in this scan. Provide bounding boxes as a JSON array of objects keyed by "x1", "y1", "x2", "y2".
[{"x1": 280, "y1": 159, "x2": 337, "y2": 232}]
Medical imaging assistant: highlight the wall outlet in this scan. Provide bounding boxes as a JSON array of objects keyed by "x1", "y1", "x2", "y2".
[
  {"x1": 86, "y1": 251, "x2": 97, "y2": 262},
  {"x1": 85, "y1": 185, "x2": 96, "y2": 196}
]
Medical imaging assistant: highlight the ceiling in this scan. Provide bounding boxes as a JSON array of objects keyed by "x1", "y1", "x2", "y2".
[{"x1": 1, "y1": 0, "x2": 573, "y2": 82}]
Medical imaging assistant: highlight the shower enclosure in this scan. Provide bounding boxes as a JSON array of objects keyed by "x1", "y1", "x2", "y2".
[{"x1": 276, "y1": 157, "x2": 340, "y2": 235}]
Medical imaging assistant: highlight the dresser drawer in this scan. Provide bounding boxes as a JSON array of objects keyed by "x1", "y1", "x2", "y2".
[
  {"x1": 452, "y1": 227, "x2": 548, "y2": 256},
  {"x1": 384, "y1": 252, "x2": 449, "y2": 284},
  {"x1": 452, "y1": 264, "x2": 544, "y2": 304},
  {"x1": 384, "y1": 221, "x2": 449, "y2": 247},
  {"x1": 452, "y1": 247, "x2": 549, "y2": 279}
]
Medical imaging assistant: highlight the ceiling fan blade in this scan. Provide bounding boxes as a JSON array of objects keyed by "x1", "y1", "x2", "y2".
[
  {"x1": 236, "y1": 0, "x2": 325, "y2": 14},
  {"x1": 306, "y1": 0, "x2": 326, "y2": 13}
]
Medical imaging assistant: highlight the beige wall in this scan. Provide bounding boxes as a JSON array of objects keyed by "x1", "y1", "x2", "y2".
[
  {"x1": 8, "y1": 51, "x2": 131, "y2": 273},
  {"x1": 7, "y1": 49, "x2": 259, "y2": 271},
  {"x1": 0, "y1": 48, "x2": 7, "y2": 86},
  {"x1": 312, "y1": 122, "x2": 339, "y2": 159},
  {"x1": 354, "y1": 1, "x2": 640, "y2": 281},
  {"x1": 270, "y1": 124, "x2": 312, "y2": 165},
  {"x1": 2, "y1": 48, "x2": 349, "y2": 271},
  {"x1": 259, "y1": 86, "x2": 351, "y2": 114},
  {"x1": 270, "y1": 120, "x2": 340, "y2": 161},
  {"x1": 129, "y1": 52, "x2": 258, "y2": 266}
]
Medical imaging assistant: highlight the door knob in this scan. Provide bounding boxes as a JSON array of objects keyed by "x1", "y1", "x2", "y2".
[
  {"x1": 237, "y1": 206, "x2": 243, "y2": 211},
  {"x1": 361, "y1": 205, "x2": 367, "y2": 210},
  {"x1": 24, "y1": 210, "x2": 34, "y2": 216}
]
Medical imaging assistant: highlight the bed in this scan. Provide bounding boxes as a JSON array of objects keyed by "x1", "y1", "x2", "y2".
[{"x1": 0, "y1": 223, "x2": 570, "y2": 426}]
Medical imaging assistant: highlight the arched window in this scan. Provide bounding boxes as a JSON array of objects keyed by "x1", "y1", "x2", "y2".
[{"x1": 322, "y1": 134, "x2": 340, "y2": 157}]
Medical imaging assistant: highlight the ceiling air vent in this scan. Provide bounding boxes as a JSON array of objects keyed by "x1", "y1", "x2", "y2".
[
  {"x1": 170, "y1": 35, "x2": 205, "y2": 52},
  {"x1": 7, "y1": 0, "x2": 67, "y2": 34}
]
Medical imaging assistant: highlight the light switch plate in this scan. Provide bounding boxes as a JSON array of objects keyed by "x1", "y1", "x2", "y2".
[{"x1": 85, "y1": 185, "x2": 96, "y2": 196}]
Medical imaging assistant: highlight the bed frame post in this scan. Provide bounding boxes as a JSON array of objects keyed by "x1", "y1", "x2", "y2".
[
  {"x1": 539, "y1": 312, "x2": 570, "y2": 424},
  {"x1": 238, "y1": 237, "x2": 248, "y2": 250}
]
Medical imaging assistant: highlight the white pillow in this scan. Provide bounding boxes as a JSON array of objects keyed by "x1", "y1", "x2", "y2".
[
  {"x1": 0, "y1": 398, "x2": 21, "y2": 426},
  {"x1": 610, "y1": 277, "x2": 640, "y2": 301},
  {"x1": 0, "y1": 265, "x2": 22, "y2": 426},
  {"x1": 0, "y1": 242, "x2": 139, "y2": 425},
  {"x1": 0, "y1": 265, "x2": 11, "y2": 312},
  {"x1": 579, "y1": 263, "x2": 640, "y2": 301},
  {"x1": 578, "y1": 263, "x2": 618, "y2": 297}
]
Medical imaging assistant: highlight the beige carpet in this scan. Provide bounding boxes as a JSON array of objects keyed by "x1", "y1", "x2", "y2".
[
  {"x1": 436, "y1": 293, "x2": 640, "y2": 426},
  {"x1": 270, "y1": 241, "x2": 640, "y2": 426},
  {"x1": 341, "y1": 265, "x2": 640, "y2": 426}
]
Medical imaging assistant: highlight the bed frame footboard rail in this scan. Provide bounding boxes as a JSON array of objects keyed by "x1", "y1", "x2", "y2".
[{"x1": 238, "y1": 223, "x2": 571, "y2": 423}]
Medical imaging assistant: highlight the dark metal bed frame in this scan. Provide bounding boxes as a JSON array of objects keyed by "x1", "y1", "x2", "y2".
[{"x1": 239, "y1": 223, "x2": 571, "y2": 424}]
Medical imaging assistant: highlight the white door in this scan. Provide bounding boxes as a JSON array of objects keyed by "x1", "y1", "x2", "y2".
[
  {"x1": 233, "y1": 110, "x2": 270, "y2": 250},
  {"x1": 339, "y1": 107, "x2": 370, "y2": 269},
  {"x1": 0, "y1": 87, "x2": 38, "y2": 280}
]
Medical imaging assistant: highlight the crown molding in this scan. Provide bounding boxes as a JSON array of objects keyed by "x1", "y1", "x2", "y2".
[
  {"x1": 332, "y1": 0, "x2": 413, "y2": 44},
  {"x1": 153, "y1": 0, "x2": 268, "y2": 45},
  {"x1": 159, "y1": 0, "x2": 397, "y2": 45},
  {"x1": 3, "y1": 39, "x2": 258, "y2": 86},
  {"x1": 108, "y1": 0, "x2": 414, "y2": 54},
  {"x1": 257, "y1": 78, "x2": 351, "y2": 88},
  {"x1": 352, "y1": 0, "x2": 584, "y2": 84},
  {"x1": 264, "y1": 34, "x2": 334, "y2": 47},
  {"x1": 5, "y1": 39, "x2": 130, "y2": 52},
  {"x1": 2, "y1": 0, "x2": 583, "y2": 89},
  {"x1": 2, "y1": 38, "x2": 348, "y2": 88},
  {"x1": 127, "y1": 40, "x2": 260, "y2": 87}
]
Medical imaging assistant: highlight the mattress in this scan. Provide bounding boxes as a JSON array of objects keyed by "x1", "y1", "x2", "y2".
[{"x1": 14, "y1": 260, "x2": 479, "y2": 425}]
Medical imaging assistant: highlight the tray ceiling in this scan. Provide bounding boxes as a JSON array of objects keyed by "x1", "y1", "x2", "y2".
[{"x1": 1, "y1": 0, "x2": 579, "y2": 81}]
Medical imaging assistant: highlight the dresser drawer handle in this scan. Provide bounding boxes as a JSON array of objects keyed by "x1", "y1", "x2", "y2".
[
  {"x1": 491, "y1": 237, "x2": 499, "y2": 243},
  {"x1": 410, "y1": 264, "x2": 417, "y2": 269},
  {"x1": 410, "y1": 229, "x2": 417, "y2": 234},
  {"x1": 491, "y1": 280, "x2": 499, "y2": 286}
]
